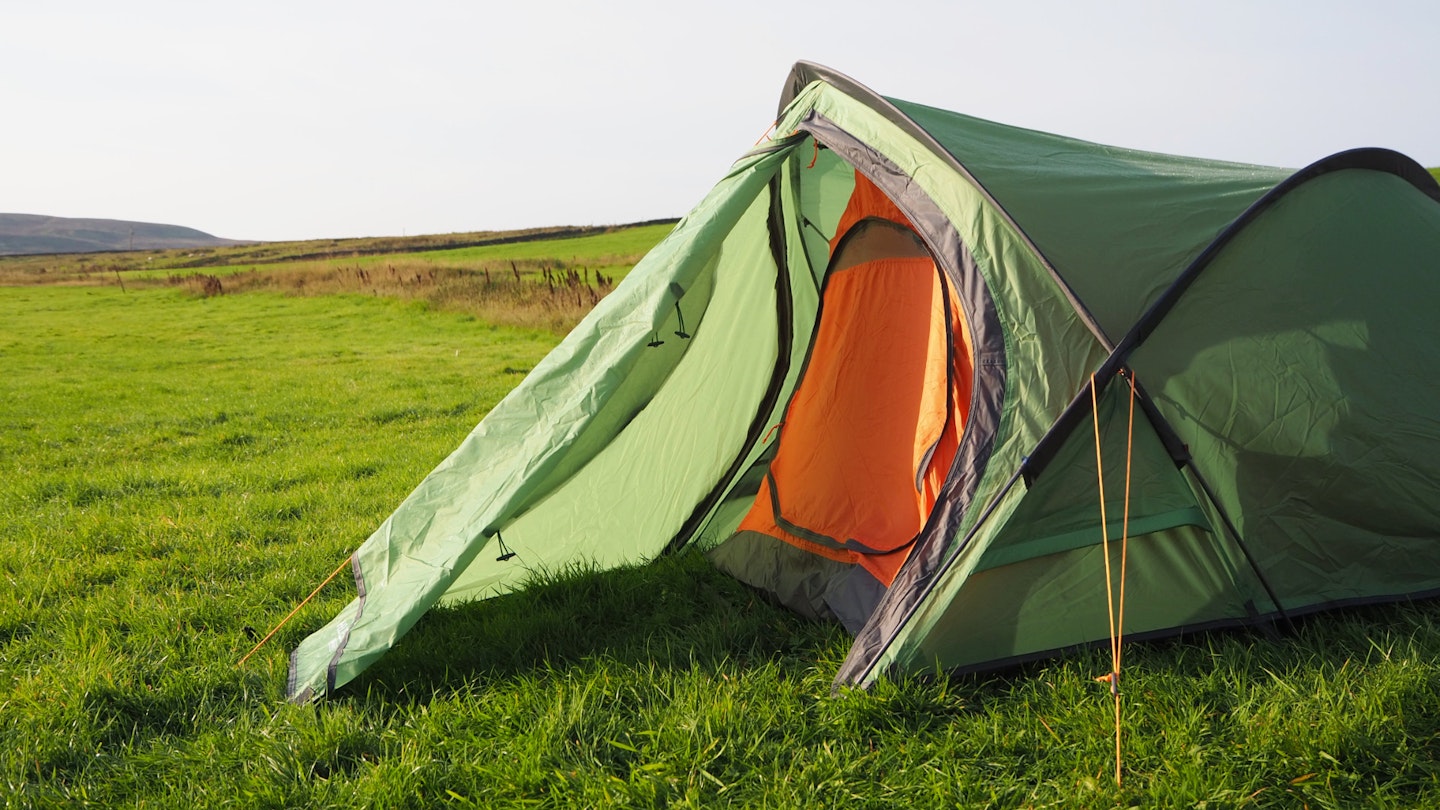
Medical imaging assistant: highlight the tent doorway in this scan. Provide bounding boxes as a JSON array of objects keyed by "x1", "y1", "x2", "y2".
[{"x1": 710, "y1": 172, "x2": 973, "y2": 630}]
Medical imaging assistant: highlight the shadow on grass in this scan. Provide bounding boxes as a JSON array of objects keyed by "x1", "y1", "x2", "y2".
[
  {"x1": 341, "y1": 550, "x2": 850, "y2": 704},
  {"x1": 333, "y1": 541, "x2": 1440, "y2": 755}
]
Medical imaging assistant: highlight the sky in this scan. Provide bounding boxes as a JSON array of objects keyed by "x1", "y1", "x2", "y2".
[{"x1": 3, "y1": 0, "x2": 1437, "y2": 242}]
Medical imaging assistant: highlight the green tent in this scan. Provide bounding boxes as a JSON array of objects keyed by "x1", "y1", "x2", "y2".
[{"x1": 288, "y1": 62, "x2": 1440, "y2": 701}]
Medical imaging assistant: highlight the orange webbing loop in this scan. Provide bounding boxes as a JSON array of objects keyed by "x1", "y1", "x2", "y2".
[
  {"x1": 762, "y1": 422, "x2": 784, "y2": 444},
  {"x1": 1091, "y1": 370, "x2": 1137, "y2": 785},
  {"x1": 752, "y1": 119, "x2": 780, "y2": 147},
  {"x1": 237, "y1": 553, "x2": 353, "y2": 667}
]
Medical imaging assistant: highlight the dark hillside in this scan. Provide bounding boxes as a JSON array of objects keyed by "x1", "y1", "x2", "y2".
[{"x1": 0, "y1": 213, "x2": 239, "y2": 255}]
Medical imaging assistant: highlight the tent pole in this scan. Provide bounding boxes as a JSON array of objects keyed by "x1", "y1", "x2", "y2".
[
  {"x1": 1181, "y1": 462, "x2": 1293, "y2": 629},
  {"x1": 1125, "y1": 377, "x2": 1292, "y2": 629}
]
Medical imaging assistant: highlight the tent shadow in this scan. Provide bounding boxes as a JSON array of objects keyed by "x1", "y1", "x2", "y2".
[
  {"x1": 339, "y1": 550, "x2": 849, "y2": 704},
  {"x1": 334, "y1": 547, "x2": 1440, "y2": 722}
]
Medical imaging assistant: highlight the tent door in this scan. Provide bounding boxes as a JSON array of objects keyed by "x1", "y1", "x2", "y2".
[{"x1": 711, "y1": 211, "x2": 970, "y2": 627}]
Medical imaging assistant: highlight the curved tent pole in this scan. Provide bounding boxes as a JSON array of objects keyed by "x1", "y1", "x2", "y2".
[
  {"x1": 1015, "y1": 147, "x2": 1440, "y2": 627},
  {"x1": 1019, "y1": 146, "x2": 1440, "y2": 484}
]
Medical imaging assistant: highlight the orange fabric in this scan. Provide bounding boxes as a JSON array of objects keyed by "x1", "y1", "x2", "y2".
[
  {"x1": 928, "y1": 270, "x2": 974, "y2": 508},
  {"x1": 829, "y1": 172, "x2": 915, "y2": 254},
  {"x1": 738, "y1": 479, "x2": 853, "y2": 564},
  {"x1": 735, "y1": 171, "x2": 974, "y2": 589},
  {"x1": 859, "y1": 277, "x2": 972, "y2": 585},
  {"x1": 736, "y1": 255, "x2": 970, "y2": 587},
  {"x1": 765, "y1": 255, "x2": 946, "y2": 548}
]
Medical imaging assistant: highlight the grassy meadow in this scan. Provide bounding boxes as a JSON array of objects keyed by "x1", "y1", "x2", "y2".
[
  {"x1": 0, "y1": 222, "x2": 675, "y2": 334},
  {"x1": 3, "y1": 224, "x2": 1440, "y2": 808}
]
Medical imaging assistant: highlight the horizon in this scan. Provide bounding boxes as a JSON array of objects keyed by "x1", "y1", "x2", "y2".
[
  {"x1": 0, "y1": 210, "x2": 678, "y2": 243},
  {"x1": 3, "y1": 1, "x2": 1437, "y2": 243}
]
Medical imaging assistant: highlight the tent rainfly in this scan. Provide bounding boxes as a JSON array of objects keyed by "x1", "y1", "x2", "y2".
[{"x1": 287, "y1": 62, "x2": 1440, "y2": 702}]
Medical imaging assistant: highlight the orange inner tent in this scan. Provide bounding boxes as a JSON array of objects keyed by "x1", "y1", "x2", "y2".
[{"x1": 735, "y1": 173, "x2": 973, "y2": 586}]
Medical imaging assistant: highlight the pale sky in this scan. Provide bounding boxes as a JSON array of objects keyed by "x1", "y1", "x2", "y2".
[{"x1": 3, "y1": 1, "x2": 1436, "y2": 242}]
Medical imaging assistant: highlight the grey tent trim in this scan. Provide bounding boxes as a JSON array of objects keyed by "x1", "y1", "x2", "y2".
[
  {"x1": 784, "y1": 61, "x2": 1113, "y2": 349},
  {"x1": 796, "y1": 111, "x2": 1011, "y2": 687}
]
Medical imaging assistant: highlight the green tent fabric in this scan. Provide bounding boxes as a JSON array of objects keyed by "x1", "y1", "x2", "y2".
[{"x1": 288, "y1": 61, "x2": 1440, "y2": 701}]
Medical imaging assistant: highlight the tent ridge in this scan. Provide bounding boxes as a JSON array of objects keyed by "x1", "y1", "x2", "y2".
[{"x1": 784, "y1": 62, "x2": 1115, "y2": 351}]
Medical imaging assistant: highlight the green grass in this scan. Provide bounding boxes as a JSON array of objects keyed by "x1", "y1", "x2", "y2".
[
  {"x1": 107, "y1": 224, "x2": 675, "y2": 283},
  {"x1": 4, "y1": 285, "x2": 1440, "y2": 808},
  {"x1": 412, "y1": 223, "x2": 674, "y2": 266}
]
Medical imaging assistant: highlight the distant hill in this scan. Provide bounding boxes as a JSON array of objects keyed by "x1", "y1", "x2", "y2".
[{"x1": 0, "y1": 213, "x2": 240, "y2": 255}]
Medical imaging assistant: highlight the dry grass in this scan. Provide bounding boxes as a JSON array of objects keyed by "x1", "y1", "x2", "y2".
[
  {"x1": 173, "y1": 260, "x2": 619, "y2": 333},
  {"x1": 1, "y1": 221, "x2": 672, "y2": 333}
]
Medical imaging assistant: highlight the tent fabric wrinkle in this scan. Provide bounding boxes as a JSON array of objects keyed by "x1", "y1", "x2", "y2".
[{"x1": 285, "y1": 60, "x2": 1440, "y2": 702}]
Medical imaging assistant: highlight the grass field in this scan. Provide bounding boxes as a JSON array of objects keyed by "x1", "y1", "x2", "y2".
[
  {"x1": 0, "y1": 222, "x2": 675, "y2": 335},
  {"x1": 5, "y1": 273, "x2": 1440, "y2": 808}
]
